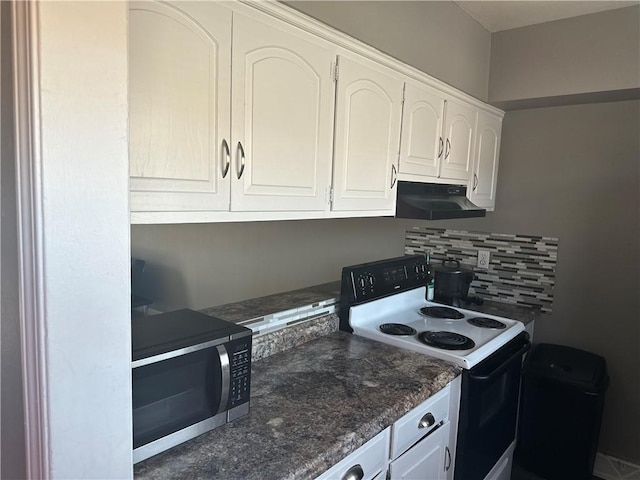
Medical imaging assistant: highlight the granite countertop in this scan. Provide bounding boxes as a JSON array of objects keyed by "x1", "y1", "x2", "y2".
[
  {"x1": 200, "y1": 281, "x2": 340, "y2": 326},
  {"x1": 134, "y1": 331, "x2": 461, "y2": 480}
]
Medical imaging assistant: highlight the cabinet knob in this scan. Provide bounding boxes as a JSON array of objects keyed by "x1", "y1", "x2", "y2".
[
  {"x1": 445, "y1": 139, "x2": 451, "y2": 159},
  {"x1": 418, "y1": 412, "x2": 436, "y2": 429},
  {"x1": 473, "y1": 173, "x2": 478, "y2": 191},
  {"x1": 390, "y1": 164, "x2": 397, "y2": 189},
  {"x1": 341, "y1": 464, "x2": 364, "y2": 480}
]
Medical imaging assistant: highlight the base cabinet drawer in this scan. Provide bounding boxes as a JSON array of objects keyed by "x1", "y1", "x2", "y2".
[
  {"x1": 389, "y1": 422, "x2": 451, "y2": 480},
  {"x1": 391, "y1": 385, "x2": 450, "y2": 460},
  {"x1": 315, "y1": 428, "x2": 390, "y2": 480}
]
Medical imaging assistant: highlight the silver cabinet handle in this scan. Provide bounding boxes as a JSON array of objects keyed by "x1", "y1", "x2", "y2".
[
  {"x1": 445, "y1": 138, "x2": 451, "y2": 159},
  {"x1": 391, "y1": 164, "x2": 397, "y2": 189},
  {"x1": 341, "y1": 464, "x2": 364, "y2": 480},
  {"x1": 236, "y1": 141, "x2": 245, "y2": 179},
  {"x1": 418, "y1": 412, "x2": 436, "y2": 429},
  {"x1": 473, "y1": 173, "x2": 478, "y2": 191},
  {"x1": 221, "y1": 139, "x2": 230, "y2": 179},
  {"x1": 216, "y1": 344, "x2": 230, "y2": 414},
  {"x1": 445, "y1": 446, "x2": 452, "y2": 471},
  {"x1": 438, "y1": 137, "x2": 444, "y2": 159}
]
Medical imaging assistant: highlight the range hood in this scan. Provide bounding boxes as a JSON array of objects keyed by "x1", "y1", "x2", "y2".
[{"x1": 395, "y1": 181, "x2": 486, "y2": 220}]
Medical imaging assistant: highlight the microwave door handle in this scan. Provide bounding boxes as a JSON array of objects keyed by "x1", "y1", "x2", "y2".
[
  {"x1": 468, "y1": 341, "x2": 530, "y2": 382},
  {"x1": 216, "y1": 344, "x2": 231, "y2": 414}
]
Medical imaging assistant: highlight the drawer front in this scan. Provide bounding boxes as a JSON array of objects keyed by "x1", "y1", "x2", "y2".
[
  {"x1": 391, "y1": 385, "x2": 450, "y2": 460},
  {"x1": 316, "y1": 427, "x2": 390, "y2": 480}
]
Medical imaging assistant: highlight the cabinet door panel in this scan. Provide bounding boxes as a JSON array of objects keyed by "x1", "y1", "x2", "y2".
[
  {"x1": 470, "y1": 112, "x2": 501, "y2": 209},
  {"x1": 332, "y1": 56, "x2": 403, "y2": 212},
  {"x1": 129, "y1": 1, "x2": 231, "y2": 212},
  {"x1": 231, "y1": 14, "x2": 335, "y2": 212},
  {"x1": 399, "y1": 83, "x2": 445, "y2": 178},
  {"x1": 389, "y1": 423, "x2": 450, "y2": 480},
  {"x1": 440, "y1": 100, "x2": 476, "y2": 181}
]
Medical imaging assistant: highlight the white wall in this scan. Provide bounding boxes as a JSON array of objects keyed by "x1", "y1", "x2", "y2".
[{"x1": 14, "y1": 2, "x2": 132, "y2": 478}]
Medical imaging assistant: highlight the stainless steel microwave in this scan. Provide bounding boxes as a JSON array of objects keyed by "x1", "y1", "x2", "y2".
[{"x1": 131, "y1": 309, "x2": 252, "y2": 464}]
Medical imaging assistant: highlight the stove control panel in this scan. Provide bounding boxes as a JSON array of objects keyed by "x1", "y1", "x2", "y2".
[
  {"x1": 345, "y1": 255, "x2": 429, "y2": 300},
  {"x1": 339, "y1": 255, "x2": 429, "y2": 332}
]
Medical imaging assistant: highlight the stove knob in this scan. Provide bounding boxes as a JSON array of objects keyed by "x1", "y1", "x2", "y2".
[{"x1": 367, "y1": 274, "x2": 375, "y2": 287}]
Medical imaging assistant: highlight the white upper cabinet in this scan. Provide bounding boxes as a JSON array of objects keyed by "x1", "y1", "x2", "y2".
[
  {"x1": 129, "y1": 1, "x2": 503, "y2": 223},
  {"x1": 440, "y1": 99, "x2": 477, "y2": 181},
  {"x1": 129, "y1": 2, "x2": 335, "y2": 221},
  {"x1": 469, "y1": 111, "x2": 502, "y2": 210},
  {"x1": 332, "y1": 55, "x2": 403, "y2": 212},
  {"x1": 129, "y1": 1, "x2": 232, "y2": 213},
  {"x1": 230, "y1": 13, "x2": 335, "y2": 212},
  {"x1": 399, "y1": 83, "x2": 479, "y2": 183},
  {"x1": 398, "y1": 83, "x2": 445, "y2": 179}
]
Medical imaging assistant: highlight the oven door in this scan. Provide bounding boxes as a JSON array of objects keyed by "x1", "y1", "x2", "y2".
[{"x1": 454, "y1": 333, "x2": 530, "y2": 480}]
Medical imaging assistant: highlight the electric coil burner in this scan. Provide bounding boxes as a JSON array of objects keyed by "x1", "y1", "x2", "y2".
[
  {"x1": 418, "y1": 331, "x2": 476, "y2": 350},
  {"x1": 419, "y1": 306, "x2": 465, "y2": 319},
  {"x1": 379, "y1": 323, "x2": 417, "y2": 336},
  {"x1": 467, "y1": 317, "x2": 507, "y2": 329}
]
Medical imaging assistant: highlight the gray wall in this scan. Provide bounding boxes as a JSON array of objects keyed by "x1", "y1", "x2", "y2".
[
  {"x1": 131, "y1": 217, "x2": 406, "y2": 311},
  {"x1": 1, "y1": 2, "x2": 26, "y2": 477},
  {"x1": 489, "y1": 6, "x2": 640, "y2": 103},
  {"x1": 422, "y1": 101, "x2": 640, "y2": 463},
  {"x1": 284, "y1": 1, "x2": 491, "y2": 101}
]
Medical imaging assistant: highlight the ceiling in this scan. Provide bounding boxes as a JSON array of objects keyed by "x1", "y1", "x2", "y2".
[{"x1": 454, "y1": 1, "x2": 640, "y2": 32}]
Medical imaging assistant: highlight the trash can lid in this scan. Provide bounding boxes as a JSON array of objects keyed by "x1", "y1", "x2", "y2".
[{"x1": 523, "y1": 343, "x2": 609, "y2": 392}]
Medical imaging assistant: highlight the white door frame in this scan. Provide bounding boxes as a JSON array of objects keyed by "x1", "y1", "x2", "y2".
[{"x1": 11, "y1": 2, "x2": 132, "y2": 478}]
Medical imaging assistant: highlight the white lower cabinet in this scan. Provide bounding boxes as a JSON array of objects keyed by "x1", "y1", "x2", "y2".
[
  {"x1": 389, "y1": 422, "x2": 451, "y2": 480},
  {"x1": 315, "y1": 427, "x2": 390, "y2": 480},
  {"x1": 316, "y1": 377, "x2": 461, "y2": 480}
]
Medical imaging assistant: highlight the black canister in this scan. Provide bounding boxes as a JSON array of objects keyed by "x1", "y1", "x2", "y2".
[{"x1": 433, "y1": 258, "x2": 476, "y2": 304}]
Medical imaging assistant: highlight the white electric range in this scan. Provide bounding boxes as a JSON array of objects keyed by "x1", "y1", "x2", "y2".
[
  {"x1": 338, "y1": 254, "x2": 530, "y2": 480},
  {"x1": 348, "y1": 285, "x2": 525, "y2": 370}
]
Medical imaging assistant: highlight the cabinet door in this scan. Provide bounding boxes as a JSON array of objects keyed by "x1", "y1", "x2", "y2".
[
  {"x1": 129, "y1": 1, "x2": 232, "y2": 212},
  {"x1": 389, "y1": 422, "x2": 450, "y2": 480},
  {"x1": 332, "y1": 55, "x2": 403, "y2": 212},
  {"x1": 230, "y1": 13, "x2": 335, "y2": 212},
  {"x1": 399, "y1": 83, "x2": 445, "y2": 179},
  {"x1": 469, "y1": 112, "x2": 502, "y2": 209},
  {"x1": 440, "y1": 100, "x2": 477, "y2": 181}
]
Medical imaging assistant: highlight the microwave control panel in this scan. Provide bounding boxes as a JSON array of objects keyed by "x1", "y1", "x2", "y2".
[{"x1": 228, "y1": 336, "x2": 252, "y2": 409}]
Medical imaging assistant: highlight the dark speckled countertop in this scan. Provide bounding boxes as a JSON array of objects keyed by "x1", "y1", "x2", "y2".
[{"x1": 134, "y1": 331, "x2": 461, "y2": 480}]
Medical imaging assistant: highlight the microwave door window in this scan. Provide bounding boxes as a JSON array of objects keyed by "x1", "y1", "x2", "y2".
[{"x1": 132, "y1": 348, "x2": 222, "y2": 449}]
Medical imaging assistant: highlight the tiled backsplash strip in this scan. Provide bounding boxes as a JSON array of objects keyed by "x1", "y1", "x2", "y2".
[{"x1": 405, "y1": 227, "x2": 558, "y2": 313}]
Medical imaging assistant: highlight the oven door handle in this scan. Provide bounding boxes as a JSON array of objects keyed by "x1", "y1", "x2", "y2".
[{"x1": 469, "y1": 340, "x2": 531, "y2": 382}]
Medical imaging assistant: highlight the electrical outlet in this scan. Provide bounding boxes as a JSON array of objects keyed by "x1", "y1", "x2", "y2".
[{"x1": 477, "y1": 250, "x2": 490, "y2": 269}]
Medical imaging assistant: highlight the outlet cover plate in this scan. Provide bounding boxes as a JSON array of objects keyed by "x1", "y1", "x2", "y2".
[{"x1": 477, "y1": 250, "x2": 490, "y2": 269}]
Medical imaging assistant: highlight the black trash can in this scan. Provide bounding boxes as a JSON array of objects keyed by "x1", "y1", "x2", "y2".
[{"x1": 516, "y1": 343, "x2": 609, "y2": 480}]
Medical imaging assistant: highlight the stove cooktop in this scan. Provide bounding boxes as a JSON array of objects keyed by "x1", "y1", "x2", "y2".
[{"x1": 349, "y1": 287, "x2": 525, "y2": 369}]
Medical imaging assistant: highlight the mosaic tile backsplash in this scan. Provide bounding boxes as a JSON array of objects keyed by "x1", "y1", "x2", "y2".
[{"x1": 405, "y1": 227, "x2": 558, "y2": 312}]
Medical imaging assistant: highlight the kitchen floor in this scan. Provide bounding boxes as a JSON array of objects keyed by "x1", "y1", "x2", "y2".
[{"x1": 511, "y1": 461, "x2": 603, "y2": 480}]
